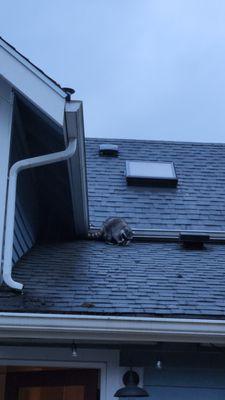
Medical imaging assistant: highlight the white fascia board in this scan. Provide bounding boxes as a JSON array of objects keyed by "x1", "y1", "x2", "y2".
[
  {"x1": 65, "y1": 101, "x2": 89, "y2": 236},
  {"x1": 0, "y1": 40, "x2": 67, "y2": 126},
  {"x1": 0, "y1": 82, "x2": 14, "y2": 284},
  {"x1": 0, "y1": 313, "x2": 225, "y2": 344}
]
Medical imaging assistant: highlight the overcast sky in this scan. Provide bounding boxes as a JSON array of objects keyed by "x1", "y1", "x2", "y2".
[{"x1": 1, "y1": 0, "x2": 225, "y2": 142}]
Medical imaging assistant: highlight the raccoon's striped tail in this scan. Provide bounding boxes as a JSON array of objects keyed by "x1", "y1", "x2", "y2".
[{"x1": 88, "y1": 230, "x2": 102, "y2": 240}]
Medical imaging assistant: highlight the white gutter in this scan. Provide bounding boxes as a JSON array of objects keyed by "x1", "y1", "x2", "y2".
[
  {"x1": 0, "y1": 313, "x2": 225, "y2": 344},
  {"x1": 2, "y1": 139, "x2": 77, "y2": 291}
]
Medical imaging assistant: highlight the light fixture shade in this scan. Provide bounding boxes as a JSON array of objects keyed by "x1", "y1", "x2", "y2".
[
  {"x1": 114, "y1": 370, "x2": 149, "y2": 398},
  {"x1": 114, "y1": 386, "x2": 149, "y2": 397}
]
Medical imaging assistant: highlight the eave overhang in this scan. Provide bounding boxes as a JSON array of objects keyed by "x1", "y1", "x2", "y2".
[
  {"x1": 0, "y1": 37, "x2": 89, "y2": 243},
  {"x1": 0, "y1": 37, "x2": 67, "y2": 126},
  {"x1": 0, "y1": 313, "x2": 225, "y2": 344}
]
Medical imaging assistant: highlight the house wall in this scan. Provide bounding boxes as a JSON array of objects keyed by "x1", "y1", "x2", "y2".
[
  {"x1": 0, "y1": 79, "x2": 39, "y2": 270},
  {"x1": 1, "y1": 343, "x2": 225, "y2": 399},
  {"x1": 144, "y1": 366, "x2": 225, "y2": 399},
  {"x1": 121, "y1": 345, "x2": 225, "y2": 399},
  {"x1": 10, "y1": 102, "x2": 38, "y2": 264},
  {"x1": 0, "y1": 346, "x2": 121, "y2": 400}
]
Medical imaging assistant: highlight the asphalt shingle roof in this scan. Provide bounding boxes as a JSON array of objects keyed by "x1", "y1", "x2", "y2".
[
  {"x1": 1, "y1": 240, "x2": 225, "y2": 318},
  {"x1": 86, "y1": 138, "x2": 225, "y2": 231},
  {"x1": 2, "y1": 138, "x2": 225, "y2": 319}
]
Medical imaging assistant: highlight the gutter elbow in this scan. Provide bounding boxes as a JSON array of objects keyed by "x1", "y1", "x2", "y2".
[{"x1": 3, "y1": 271, "x2": 23, "y2": 291}]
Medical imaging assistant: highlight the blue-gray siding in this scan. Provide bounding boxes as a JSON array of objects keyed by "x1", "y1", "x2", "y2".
[
  {"x1": 11, "y1": 106, "x2": 38, "y2": 264},
  {"x1": 13, "y1": 196, "x2": 36, "y2": 264},
  {"x1": 144, "y1": 366, "x2": 225, "y2": 399}
]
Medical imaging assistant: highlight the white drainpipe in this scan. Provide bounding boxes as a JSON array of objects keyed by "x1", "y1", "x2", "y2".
[{"x1": 2, "y1": 138, "x2": 77, "y2": 291}]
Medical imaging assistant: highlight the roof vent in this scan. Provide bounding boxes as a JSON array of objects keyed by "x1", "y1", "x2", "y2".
[
  {"x1": 99, "y1": 144, "x2": 119, "y2": 156},
  {"x1": 179, "y1": 232, "x2": 210, "y2": 249}
]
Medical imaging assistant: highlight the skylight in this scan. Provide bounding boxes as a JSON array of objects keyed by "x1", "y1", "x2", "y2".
[{"x1": 126, "y1": 161, "x2": 178, "y2": 186}]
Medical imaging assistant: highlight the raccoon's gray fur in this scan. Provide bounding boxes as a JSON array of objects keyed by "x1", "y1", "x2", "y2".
[{"x1": 88, "y1": 217, "x2": 133, "y2": 245}]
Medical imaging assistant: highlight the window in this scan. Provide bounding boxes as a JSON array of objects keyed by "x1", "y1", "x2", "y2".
[{"x1": 126, "y1": 161, "x2": 178, "y2": 186}]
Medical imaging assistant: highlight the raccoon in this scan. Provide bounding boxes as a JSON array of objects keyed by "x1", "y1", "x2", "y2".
[{"x1": 88, "y1": 217, "x2": 133, "y2": 245}]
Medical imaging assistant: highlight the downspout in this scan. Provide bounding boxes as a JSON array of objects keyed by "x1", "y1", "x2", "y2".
[{"x1": 2, "y1": 138, "x2": 77, "y2": 291}]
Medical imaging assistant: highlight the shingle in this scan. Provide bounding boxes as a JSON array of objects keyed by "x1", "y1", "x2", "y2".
[
  {"x1": 0, "y1": 241, "x2": 225, "y2": 318},
  {"x1": 2, "y1": 138, "x2": 225, "y2": 318},
  {"x1": 86, "y1": 138, "x2": 225, "y2": 230}
]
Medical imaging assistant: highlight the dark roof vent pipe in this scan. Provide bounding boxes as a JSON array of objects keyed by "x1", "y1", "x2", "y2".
[
  {"x1": 62, "y1": 87, "x2": 75, "y2": 101},
  {"x1": 99, "y1": 144, "x2": 119, "y2": 156},
  {"x1": 179, "y1": 232, "x2": 210, "y2": 249}
]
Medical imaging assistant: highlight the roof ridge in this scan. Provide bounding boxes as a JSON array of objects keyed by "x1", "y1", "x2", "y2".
[{"x1": 85, "y1": 136, "x2": 225, "y2": 146}]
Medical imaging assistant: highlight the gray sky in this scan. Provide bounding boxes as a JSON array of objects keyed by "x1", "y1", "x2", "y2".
[{"x1": 1, "y1": 0, "x2": 225, "y2": 142}]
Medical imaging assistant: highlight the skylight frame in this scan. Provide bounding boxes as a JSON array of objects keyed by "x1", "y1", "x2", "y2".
[{"x1": 126, "y1": 161, "x2": 178, "y2": 187}]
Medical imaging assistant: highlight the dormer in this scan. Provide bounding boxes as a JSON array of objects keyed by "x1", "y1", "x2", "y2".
[{"x1": 0, "y1": 37, "x2": 88, "y2": 290}]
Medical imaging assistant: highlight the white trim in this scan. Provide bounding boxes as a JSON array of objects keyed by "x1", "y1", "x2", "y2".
[
  {"x1": 0, "y1": 40, "x2": 66, "y2": 126},
  {"x1": 0, "y1": 86, "x2": 14, "y2": 285},
  {"x1": 0, "y1": 38, "x2": 66, "y2": 97},
  {"x1": 4, "y1": 361, "x2": 107, "y2": 400},
  {"x1": 0, "y1": 313, "x2": 225, "y2": 343},
  {"x1": 65, "y1": 101, "x2": 89, "y2": 237},
  {"x1": 0, "y1": 348, "x2": 120, "y2": 400}
]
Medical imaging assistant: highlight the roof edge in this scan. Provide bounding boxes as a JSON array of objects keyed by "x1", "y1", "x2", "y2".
[
  {"x1": 0, "y1": 37, "x2": 66, "y2": 126},
  {"x1": 0, "y1": 36, "x2": 66, "y2": 97},
  {"x1": 86, "y1": 136, "x2": 225, "y2": 146},
  {"x1": 0, "y1": 313, "x2": 225, "y2": 344}
]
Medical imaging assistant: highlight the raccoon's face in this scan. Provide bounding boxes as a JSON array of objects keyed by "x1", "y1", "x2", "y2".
[{"x1": 120, "y1": 227, "x2": 133, "y2": 245}]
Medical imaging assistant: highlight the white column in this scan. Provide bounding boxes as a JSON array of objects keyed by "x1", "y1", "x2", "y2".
[{"x1": 0, "y1": 79, "x2": 14, "y2": 282}]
